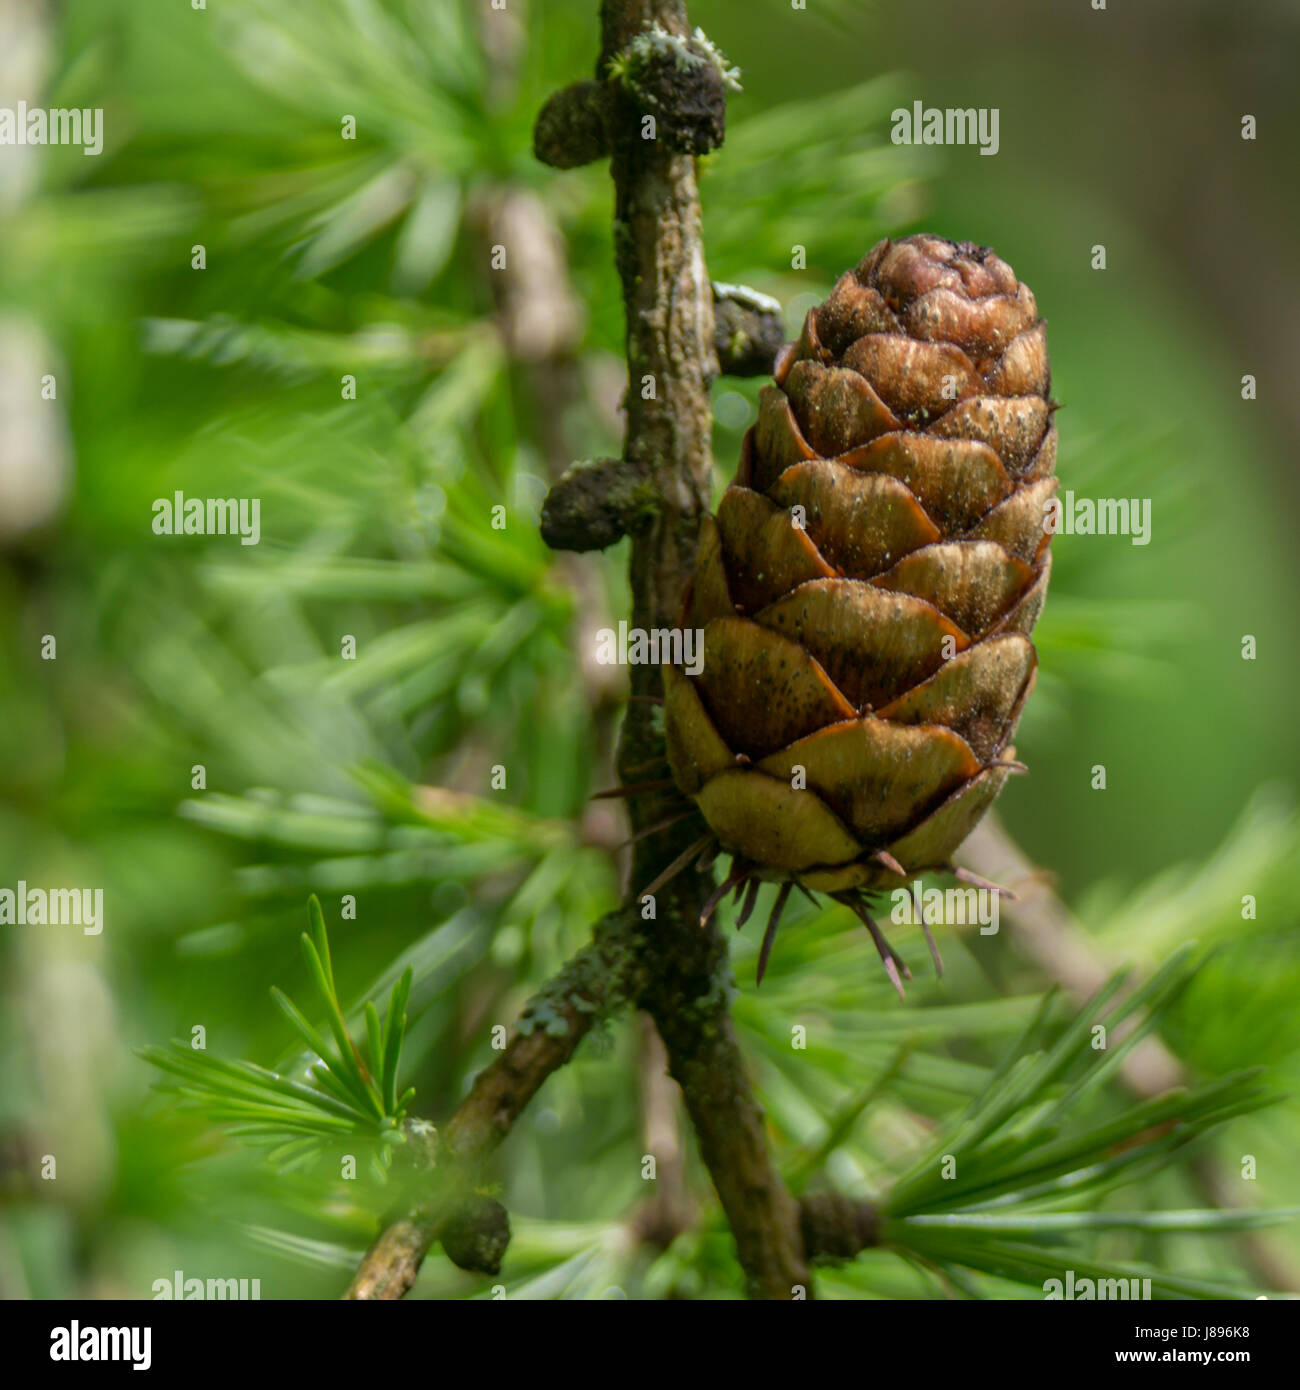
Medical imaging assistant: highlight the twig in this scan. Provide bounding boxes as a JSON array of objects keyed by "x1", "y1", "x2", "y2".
[
  {"x1": 593, "y1": 0, "x2": 810, "y2": 1300},
  {"x1": 344, "y1": 912, "x2": 638, "y2": 1298},
  {"x1": 799, "y1": 1192, "x2": 879, "y2": 1265},
  {"x1": 628, "y1": 1013, "x2": 696, "y2": 1249},
  {"x1": 353, "y1": 0, "x2": 809, "y2": 1302}
]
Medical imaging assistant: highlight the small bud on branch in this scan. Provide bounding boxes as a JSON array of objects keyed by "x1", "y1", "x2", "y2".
[
  {"x1": 712, "y1": 282, "x2": 786, "y2": 377},
  {"x1": 534, "y1": 80, "x2": 613, "y2": 169},
  {"x1": 540, "y1": 457, "x2": 660, "y2": 552}
]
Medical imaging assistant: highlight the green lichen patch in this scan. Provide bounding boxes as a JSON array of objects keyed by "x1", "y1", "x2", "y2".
[{"x1": 607, "y1": 23, "x2": 742, "y2": 96}]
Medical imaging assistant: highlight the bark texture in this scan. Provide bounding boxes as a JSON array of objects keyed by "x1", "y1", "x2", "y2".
[{"x1": 599, "y1": 0, "x2": 810, "y2": 1299}]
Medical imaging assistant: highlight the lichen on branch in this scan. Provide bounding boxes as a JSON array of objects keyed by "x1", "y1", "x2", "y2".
[{"x1": 534, "y1": 14, "x2": 737, "y2": 168}]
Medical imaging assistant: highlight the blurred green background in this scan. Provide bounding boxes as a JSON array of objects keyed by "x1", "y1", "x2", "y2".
[{"x1": 1, "y1": 0, "x2": 1298, "y2": 1299}]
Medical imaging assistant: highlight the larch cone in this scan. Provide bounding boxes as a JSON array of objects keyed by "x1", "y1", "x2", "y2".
[{"x1": 662, "y1": 235, "x2": 1056, "y2": 981}]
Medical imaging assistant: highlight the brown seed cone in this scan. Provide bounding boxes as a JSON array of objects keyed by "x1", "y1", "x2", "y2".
[{"x1": 665, "y1": 235, "x2": 1056, "y2": 894}]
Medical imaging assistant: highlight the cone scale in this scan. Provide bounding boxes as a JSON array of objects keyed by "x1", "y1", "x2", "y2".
[{"x1": 664, "y1": 235, "x2": 1055, "y2": 946}]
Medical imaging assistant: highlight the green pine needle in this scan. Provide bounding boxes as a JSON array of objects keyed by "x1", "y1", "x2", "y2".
[
  {"x1": 866, "y1": 952, "x2": 1289, "y2": 1296},
  {"x1": 141, "y1": 898, "x2": 415, "y2": 1168}
]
